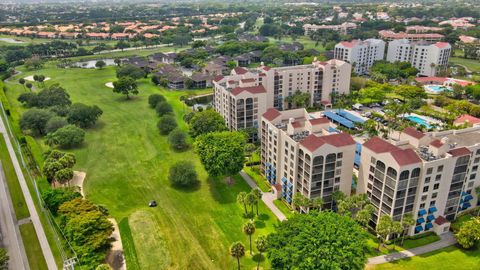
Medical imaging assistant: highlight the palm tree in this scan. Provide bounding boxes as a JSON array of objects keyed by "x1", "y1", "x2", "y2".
[
  {"x1": 475, "y1": 186, "x2": 480, "y2": 216},
  {"x1": 252, "y1": 189, "x2": 262, "y2": 216},
  {"x1": 237, "y1": 192, "x2": 248, "y2": 216},
  {"x1": 243, "y1": 221, "x2": 256, "y2": 255},
  {"x1": 400, "y1": 213, "x2": 415, "y2": 246},
  {"x1": 391, "y1": 221, "x2": 403, "y2": 251},
  {"x1": 25, "y1": 82, "x2": 33, "y2": 92},
  {"x1": 255, "y1": 236, "x2": 268, "y2": 270},
  {"x1": 230, "y1": 242, "x2": 245, "y2": 270},
  {"x1": 310, "y1": 197, "x2": 324, "y2": 211},
  {"x1": 246, "y1": 192, "x2": 256, "y2": 216}
]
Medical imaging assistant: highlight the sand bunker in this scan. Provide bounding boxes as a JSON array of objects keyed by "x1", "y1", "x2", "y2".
[
  {"x1": 105, "y1": 82, "x2": 114, "y2": 88},
  {"x1": 24, "y1": 75, "x2": 51, "y2": 82}
]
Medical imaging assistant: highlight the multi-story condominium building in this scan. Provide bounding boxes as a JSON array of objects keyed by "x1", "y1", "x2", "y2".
[
  {"x1": 379, "y1": 30, "x2": 444, "y2": 42},
  {"x1": 405, "y1": 26, "x2": 443, "y2": 33},
  {"x1": 260, "y1": 108, "x2": 356, "y2": 209},
  {"x1": 386, "y1": 39, "x2": 451, "y2": 76},
  {"x1": 303, "y1": 22, "x2": 357, "y2": 35},
  {"x1": 358, "y1": 127, "x2": 480, "y2": 236},
  {"x1": 213, "y1": 60, "x2": 351, "y2": 131},
  {"x1": 334, "y1": 39, "x2": 385, "y2": 75}
]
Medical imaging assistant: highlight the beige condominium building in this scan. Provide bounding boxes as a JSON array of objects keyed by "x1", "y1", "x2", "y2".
[
  {"x1": 386, "y1": 39, "x2": 451, "y2": 76},
  {"x1": 260, "y1": 108, "x2": 356, "y2": 210},
  {"x1": 358, "y1": 127, "x2": 480, "y2": 236},
  {"x1": 334, "y1": 39, "x2": 385, "y2": 75},
  {"x1": 212, "y1": 60, "x2": 351, "y2": 131}
]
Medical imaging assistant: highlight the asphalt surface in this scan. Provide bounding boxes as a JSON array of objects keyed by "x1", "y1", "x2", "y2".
[{"x1": 0, "y1": 165, "x2": 28, "y2": 270}]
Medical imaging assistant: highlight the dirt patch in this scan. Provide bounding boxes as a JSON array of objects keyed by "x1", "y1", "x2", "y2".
[
  {"x1": 70, "y1": 171, "x2": 86, "y2": 197},
  {"x1": 106, "y1": 218, "x2": 127, "y2": 270}
]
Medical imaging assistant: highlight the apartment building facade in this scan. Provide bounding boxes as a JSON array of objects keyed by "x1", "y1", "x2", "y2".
[
  {"x1": 213, "y1": 60, "x2": 351, "y2": 131},
  {"x1": 358, "y1": 127, "x2": 480, "y2": 236},
  {"x1": 379, "y1": 30, "x2": 444, "y2": 42},
  {"x1": 334, "y1": 39, "x2": 385, "y2": 75},
  {"x1": 386, "y1": 39, "x2": 451, "y2": 76},
  {"x1": 260, "y1": 108, "x2": 356, "y2": 209}
]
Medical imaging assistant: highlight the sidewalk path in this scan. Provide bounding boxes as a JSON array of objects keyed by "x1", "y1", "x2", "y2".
[
  {"x1": 0, "y1": 112, "x2": 57, "y2": 269},
  {"x1": 239, "y1": 171, "x2": 287, "y2": 221},
  {"x1": 367, "y1": 232, "x2": 457, "y2": 265}
]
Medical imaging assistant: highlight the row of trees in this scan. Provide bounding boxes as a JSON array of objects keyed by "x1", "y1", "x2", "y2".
[{"x1": 18, "y1": 84, "x2": 102, "y2": 148}]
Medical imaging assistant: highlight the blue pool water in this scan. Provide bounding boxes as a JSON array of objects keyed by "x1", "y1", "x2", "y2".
[
  {"x1": 405, "y1": 115, "x2": 432, "y2": 129},
  {"x1": 425, "y1": 85, "x2": 450, "y2": 93}
]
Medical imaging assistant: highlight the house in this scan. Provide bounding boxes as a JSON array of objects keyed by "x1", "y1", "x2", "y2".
[
  {"x1": 151, "y1": 52, "x2": 177, "y2": 64},
  {"x1": 124, "y1": 57, "x2": 151, "y2": 70},
  {"x1": 234, "y1": 51, "x2": 262, "y2": 66},
  {"x1": 238, "y1": 34, "x2": 269, "y2": 43},
  {"x1": 190, "y1": 73, "x2": 211, "y2": 88},
  {"x1": 278, "y1": 42, "x2": 304, "y2": 52},
  {"x1": 156, "y1": 64, "x2": 185, "y2": 89},
  {"x1": 111, "y1": 33, "x2": 131, "y2": 40},
  {"x1": 86, "y1": 32, "x2": 110, "y2": 40},
  {"x1": 453, "y1": 115, "x2": 480, "y2": 127},
  {"x1": 203, "y1": 61, "x2": 228, "y2": 76},
  {"x1": 167, "y1": 74, "x2": 185, "y2": 89}
]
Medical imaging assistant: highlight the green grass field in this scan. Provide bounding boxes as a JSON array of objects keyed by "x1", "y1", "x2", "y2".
[
  {"x1": 449, "y1": 57, "x2": 480, "y2": 73},
  {"x1": 243, "y1": 166, "x2": 270, "y2": 192},
  {"x1": 273, "y1": 199, "x2": 294, "y2": 219},
  {"x1": 19, "y1": 223, "x2": 48, "y2": 270},
  {"x1": 268, "y1": 36, "x2": 326, "y2": 52},
  {"x1": 4, "y1": 64, "x2": 278, "y2": 270},
  {"x1": 367, "y1": 244, "x2": 480, "y2": 270}
]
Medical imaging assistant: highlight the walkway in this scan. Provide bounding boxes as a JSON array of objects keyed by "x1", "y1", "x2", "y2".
[
  {"x1": 0, "y1": 111, "x2": 57, "y2": 269},
  {"x1": 367, "y1": 232, "x2": 457, "y2": 265},
  {"x1": 239, "y1": 171, "x2": 287, "y2": 221}
]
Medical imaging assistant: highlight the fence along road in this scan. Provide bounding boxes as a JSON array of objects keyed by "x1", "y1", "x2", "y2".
[{"x1": 0, "y1": 110, "x2": 57, "y2": 269}]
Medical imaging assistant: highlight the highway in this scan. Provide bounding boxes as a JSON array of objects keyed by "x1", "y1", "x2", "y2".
[
  {"x1": 0, "y1": 164, "x2": 28, "y2": 270},
  {"x1": 0, "y1": 110, "x2": 57, "y2": 269}
]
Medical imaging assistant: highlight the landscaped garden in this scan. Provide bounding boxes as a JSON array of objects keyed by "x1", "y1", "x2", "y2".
[{"x1": 3, "y1": 62, "x2": 279, "y2": 269}]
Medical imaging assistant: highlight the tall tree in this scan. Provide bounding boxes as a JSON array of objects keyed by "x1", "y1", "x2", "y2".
[
  {"x1": 456, "y1": 217, "x2": 480, "y2": 249},
  {"x1": 376, "y1": 215, "x2": 393, "y2": 251},
  {"x1": 189, "y1": 110, "x2": 228, "y2": 138},
  {"x1": 237, "y1": 192, "x2": 248, "y2": 216},
  {"x1": 243, "y1": 221, "x2": 256, "y2": 255},
  {"x1": 194, "y1": 131, "x2": 246, "y2": 180},
  {"x1": 400, "y1": 213, "x2": 415, "y2": 246},
  {"x1": 230, "y1": 242, "x2": 245, "y2": 270},
  {"x1": 267, "y1": 211, "x2": 367, "y2": 269},
  {"x1": 251, "y1": 189, "x2": 262, "y2": 216},
  {"x1": 112, "y1": 76, "x2": 138, "y2": 99}
]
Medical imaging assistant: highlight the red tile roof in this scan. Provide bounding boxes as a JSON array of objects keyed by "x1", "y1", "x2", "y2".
[
  {"x1": 430, "y1": 139, "x2": 444, "y2": 148},
  {"x1": 241, "y1": 78, "x2": 255, "y2": 83},
  {"x1": 213, "y1": 75, "x2": 224, "y2": 82},
  {"x1": 262, "y1": 108, "x2": 281, "y2": 121},
  {"x1": 291, "y1": 121, "x2": 303, "y2": 128},
  {"x1": 339, "y1": 40, "x2": 360, "y2": 48},
  {"x1": 434, "y1": 42, "x2": 450, "y2": 48},
  {"x1": 300, "y1": 133, "x2": 355, "y2": 152},
  {"x1": 390, "y1": 148, "x2": 422, "y2": 166},
  {"x1": 363, "y1": 137, "x2": 400, "y2": 153},
  {"x1": 448, "y1": 147, "x2": 471, "y2": 157},
  {"x1": 233, "y1": 67, "x2": 248, "y2": 75},
  {"x1": 415, "y1": 77, "x2": 448, "y2": 84},
  {"x1": 262, "y1": 66, "x2": 271, "y2": 71},
  {"x1": 231, "y1": 85, "x2": 266, "y2": 96},
  {"x1": 403, "y1": 127, "x2": 425, "y2": 139},
  {"x1": 435, "y1": 216, "x2": 448, "y2": 225},
  {"x1": 309, "y1": 117, "x2": 330, "y2": 125},
  {"x1": 454, "y1": 114, "x2": 480, "y2": 125},
  {"x1": 273, "y1": 183, "x2": 282, "y2": 192}
]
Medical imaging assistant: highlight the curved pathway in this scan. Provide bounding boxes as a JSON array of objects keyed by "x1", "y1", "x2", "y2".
[{"x1": 367, "y1": 232, "x2": 457, "y2": 265}]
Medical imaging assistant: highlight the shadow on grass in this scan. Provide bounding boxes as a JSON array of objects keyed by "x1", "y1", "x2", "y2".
[
  {"x1": 254, "y1": 220, "x2": 266, "y2": 229},
  {"x1": 257, "y1": 213, "x2": 270, "y2": 221},
  {"x1": 252, "y1": 253, "x2": 265, "y2": 263},
  {"x1": 171, "y1": 181, "x2": 201, "y2": 193}
]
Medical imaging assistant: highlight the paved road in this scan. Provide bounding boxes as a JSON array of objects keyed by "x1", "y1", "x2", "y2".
[
  {"x1": 0, "y1": 113, "x2": 57, "y2": 269},
  {"x1": 367, "y1": 232, "x2": 457, "y2": 265},
  {"x1": 239, "y1": 171, "x2": 287, "y2": 221},
  {"x1": 0, "y1": 165, "x2": 29, "y2": 270}
]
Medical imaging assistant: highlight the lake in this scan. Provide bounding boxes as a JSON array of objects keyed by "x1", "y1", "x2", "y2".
[
  {"x1": 0, "y1": 37, "x2": 25, "y2": 44},
  {"x1": 71, "y1": 59, "x2": 116, "y2": 68}
]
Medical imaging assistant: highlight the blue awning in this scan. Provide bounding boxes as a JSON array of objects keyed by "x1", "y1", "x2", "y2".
[
  {"x1": 425, "y1": 222, "x2": 433, "y2": 229},
  {"x1": 324, "y1": 111, "x2": 355, "y2": 129},
  {"x1": 336, "y1": 109, "x2": 366, "y2": 124},
  {"x1": 415, "y1": 225, "x2": 424, "y2": 232},
  {"x1": 464, "y1": 194, "x2": 473, "y2": 201},
  {"x1": 427, "y1": 215, "x2": 435, "y2": 222},
  {"x1": 417, "y1": 217, "x2": 425, "y2": 224},
  {"x1": 462, "y1": 191, "x2": 468, "y2": 196},
  {"x1": 428, "y1": 206, "x2": 437, "y2": 213},
  {"x1": 462, "y1": 202, "x2": 472, "y2": 209},
  {"x1": 281, "y1": 177, "x2": 287, "y2": 183},
  {"x1": 418, "y1": 209, "x2": 427, "y2": 216}
]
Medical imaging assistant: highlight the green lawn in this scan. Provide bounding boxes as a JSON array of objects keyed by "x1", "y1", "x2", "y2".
[
  {"x1": 449, "y1": 57, "x2": 480, "y2": 73},
  {"x1": 4, "y1": 64, "x2": 279, "y2": 270},
  {"x1": 367, "y1": 244, "x2": 480, "y2": 270},
  {"x1": 243, "y1": 166, "x2": 271, "y2": 192},
  {"x1": 268, "y1": 36, "x2": 326, "y2": 52},
  {"x1": 20, "y1": 223, "x2": 48, "y2": 270},
  {"x1": 273, "y1": 199, "x2": 294, "y2": 219},
  {"x1": 366, "y1": 232, "x2": 441, "y2": 258}
]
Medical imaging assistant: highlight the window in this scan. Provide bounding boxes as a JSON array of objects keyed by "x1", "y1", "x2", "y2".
[
  {"x1": 420, "y1": 203, "x2": 425, "y2": 209},
  {"x1": 430, "y1": 200, "x2": 436, "y2": 206},
  {"x1": 470, "y1": 174, "x2": 476, "y2": 180},
  {"x1": 426, "y1": 168, "x2": 433, "y2": 175},
  {"x1": 435, "y1": 174, "x2": 442, "y2": 181},
  {"x1": 431, "y1": 192, "x2": 437, "y2": 199},
  {"x1": 437, "y1": 165, "x2": 444, "y2": 172},
  {"x1": 423, "y1": 186, "x2": 429, "y2": 193},
  {"x1": 433, "y1": 183, "x2": 439, "y2": 190},
  {"x1": 421, "y1": 195, "x2": 427, "y2": 201},
  {"x1": 425, "y1": 177, "x2": 431, "y2": 184}
]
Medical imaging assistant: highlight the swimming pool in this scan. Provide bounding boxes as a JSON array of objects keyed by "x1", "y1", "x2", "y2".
[
  {"x1": 405, "y1": 115, "x2": 432, "y2": 129},
  {"x1": 424, "y1": 85, "x2": 451, "y2": 94}
]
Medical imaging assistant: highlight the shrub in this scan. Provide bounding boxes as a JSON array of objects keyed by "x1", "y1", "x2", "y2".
[
  {"x1": 42, "y1": 187, "x2": 82, "y2": 215},
  {"x1": 168, "y1": 161, "x2": 198, "y2": 187},
  {"x1": 157, "y1": 115, "x2": 177, "y2": 135},
  {"x1": 168, "y1": 128, "x2": 188, "y2": 150},
  {"x1": 45, "y1": 116, "x2": 68, "y2": 134},
  {"x1": 148, "y1": 94, "x2": 166, "y2": 108},
  {"x1": 155, "y1": 101, "x2": 173, "y2": 116},
  {"x1": 20, "y1": 108, "x2": 54, "y2": 136},
  {"x1": 67, "y1": 103, "x2": 103, "y2": 128},
  {"x1": 45, "y1": 125, "x2": 85, "y2": 148}
]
